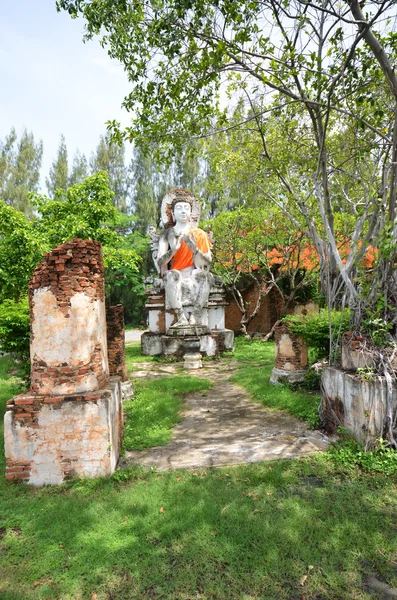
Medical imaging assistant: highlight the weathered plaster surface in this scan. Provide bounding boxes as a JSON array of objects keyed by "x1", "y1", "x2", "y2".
[
  {"x1": 322, "y1": 366, "x2": 397, "y2": 444},
  {"x1": 278, "y1": 333, "x2": 294, "y2": 357},
  {"x1": 5, "y1": 379, "x2": 122, "y2": 486},
  {"x1": 31, "y1": 289, "x2": 108, "y2": 394}
]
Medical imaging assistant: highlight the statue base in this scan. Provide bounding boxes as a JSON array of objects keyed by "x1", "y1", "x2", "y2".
[
  {"x1": 168, "y1": 324, "x2": 210, "y2": 336},
  {"x1": 141, "y1": 329, "x2": 234, "y2": 358}
]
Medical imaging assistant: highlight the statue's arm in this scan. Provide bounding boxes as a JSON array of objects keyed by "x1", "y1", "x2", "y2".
[{"x1": 157, "y1": 232, "x2": 181, "y2": 268}]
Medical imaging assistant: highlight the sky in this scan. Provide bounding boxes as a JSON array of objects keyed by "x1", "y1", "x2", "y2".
[{"x1": 0, "y1": 0, "x2": 132, "y2": 190}]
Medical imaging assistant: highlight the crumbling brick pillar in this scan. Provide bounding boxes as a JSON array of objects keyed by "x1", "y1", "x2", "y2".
[
  {"x1": 270, "y1": 324, "x2": 308, "y2": 384},
  {"x1": 4, "y1": 239, "x2": 123, "y2": 486},
  {"x1": 106, "y1": 305, "x2": 128, "y2": 381},
  {"x1": 29, "y1": 239, "x2": 109, "y2": 395}
]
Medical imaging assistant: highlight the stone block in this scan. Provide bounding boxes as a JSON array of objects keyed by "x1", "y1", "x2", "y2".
[
  {"x1": 183, "y1": 352, "x2": 203, "y2": 370},
  {"x1": 4, "y1": 378, "x2": 123, "y2": 486},
  {"x1": 270, "y1": 367, "x2": 307, "y2": 385},
  {"x1": 321, "y1": 366, "x2": 397, "y2": 444},
  {"x1": 141, "y1": 332, "x2": 163, "y2": 356}
]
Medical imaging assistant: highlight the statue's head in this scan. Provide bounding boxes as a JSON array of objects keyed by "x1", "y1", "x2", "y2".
[
  {"x1": 172, "y1": 199, "x2": 192, "y2": 224},
  {"x1": 161, "y1": 188, "x2": 199, "y2": 228}
]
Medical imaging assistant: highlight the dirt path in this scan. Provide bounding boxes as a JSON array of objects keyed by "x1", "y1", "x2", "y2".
[{"x1": 122, "y1": 362, "x2": 330, "y2": 471}]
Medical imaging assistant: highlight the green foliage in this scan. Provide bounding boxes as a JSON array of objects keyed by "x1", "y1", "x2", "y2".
[
  {"x1": 46, "y1": 134, "x2": 68, "y2": 197},
  {"x1": 0, "y1": 202, "x2": 47, "y2": 302},
  {"x1": 283, "y1": 309, "x2": 351, "y2": 360},
  {"x1": 302, "y1": 366, "x2": 322, "y2": 391},
  {"x1": 330, "y1": 430, "x2": 397, "y2": 475},
  {"x1": 123, "y1": 376, "x2": 212, "y2": 450},
  {"x1": 0, "y1": 127, "x2": 43, "y2": 215},
  {"x1": 0, "y1": 173, "x2": 143, "y2": 337},
  {"x1": 356, "y1": 367, "x2": 375, "y2": 382},
  {"x1": 33, "y1": 171, "x2": 119, "y2": 248},
  {"x1": 362, "y1": 316, "x2": 393, "y2": 347},
  {"x1": 0, "y1": 298, "x2": 30, "y2": 359}
]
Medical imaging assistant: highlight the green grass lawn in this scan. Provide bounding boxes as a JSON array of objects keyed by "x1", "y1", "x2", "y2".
[
  {"x1": 123, "y1": 376, "x2": 212, "y2": 450},
  {"x1": 232, "y1": 337, "x2": 321, "y2": 428},
  {"x1": 1, "y1": 347, "x2": 397, "y2": 599}
]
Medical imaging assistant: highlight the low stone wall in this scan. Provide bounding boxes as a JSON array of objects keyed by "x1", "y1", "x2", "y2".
[
  {"x1": 321, "y1": 366, "x2": 397, "y2": 444},
  {"x1": 141, "y1": 330, "x2": 234, "y2": 357}
]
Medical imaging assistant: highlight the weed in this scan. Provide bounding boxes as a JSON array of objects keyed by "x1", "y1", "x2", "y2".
[
  {"x1": 356, "y1": 367, "x2": 375, "y2": 382},
  {"x1": 330, "y1": 429, "x2": 397, "y2": 475}
]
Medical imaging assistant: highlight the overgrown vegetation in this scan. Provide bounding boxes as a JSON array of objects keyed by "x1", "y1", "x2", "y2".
[
  {"x1": 283, "y1": 309, "x2": 351, "y2": 361},
  {"x1": 330, "y1": 429, "x2": 397, "y2": 476},
  {"x1": 0, "y1": 297, "x2": 30, "y2": 360}
]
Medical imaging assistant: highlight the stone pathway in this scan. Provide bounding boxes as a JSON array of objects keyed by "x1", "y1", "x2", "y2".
[
  {"x1": 125, "y1": 329, "x2": 144, "y2": 342},
  {"x1": 122, "y1": 361, "x2": 330, "y2": 471}
]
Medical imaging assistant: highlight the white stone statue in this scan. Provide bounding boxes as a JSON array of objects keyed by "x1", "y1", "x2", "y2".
[{"x1": 151, "y1": 189, "x2": 213, "y2": 328}]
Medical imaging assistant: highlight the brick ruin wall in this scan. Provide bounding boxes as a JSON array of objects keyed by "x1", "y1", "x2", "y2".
[
  {"x1": 106, "y1": 305, "x2": 128, "y2": 381},
  {"x1": 274, "y1": 324, "x2": 308, "y2": 371},
  {"x1": 29, "y1": 239, "x2": 109, "y2": 395},
  {"x1": 225, "y1": 285, "x2": 281, "y2": 334}
]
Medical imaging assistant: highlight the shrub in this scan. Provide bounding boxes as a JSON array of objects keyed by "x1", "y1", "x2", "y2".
[
  {"x1": 0, "y1": 297, "x2": 30, "y2": 359},
  {"x1": 283, "y1": 309, "x2": 351, "y2": 360}
]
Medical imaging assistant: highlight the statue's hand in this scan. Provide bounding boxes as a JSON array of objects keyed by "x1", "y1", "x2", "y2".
[{"x1": 183, "y1": 232, "x2": 197, "y2": 252}]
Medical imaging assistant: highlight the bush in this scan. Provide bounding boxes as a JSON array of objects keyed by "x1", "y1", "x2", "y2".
[
  {"x1": 283, "y1": 309, "x2": 351, "y2": 360},
  {"x1": 0, "y1": 297, "x2": 30, "y2": 359}
]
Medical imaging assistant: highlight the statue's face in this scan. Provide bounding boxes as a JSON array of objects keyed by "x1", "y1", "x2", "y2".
[{"x1": 173, "y1": 201, "x2": 191, "y2": 224}]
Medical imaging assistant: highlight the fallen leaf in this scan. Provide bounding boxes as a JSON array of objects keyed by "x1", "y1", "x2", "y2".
[
  {"x1": 300, "y1": 575, "x2": 308, "y2": 586},
  {"x1": 159, "y1": 506, "x2": 164, "y2": 513},
  {"x1": 210, "y1": 530, "x2": 216, "y2": 535},
  {"x1": 92, "y1": 594, "x2": 98, "y2": 600},
  {"x1": 176, "y1": 477, "x2": 181, "y2": 482}
]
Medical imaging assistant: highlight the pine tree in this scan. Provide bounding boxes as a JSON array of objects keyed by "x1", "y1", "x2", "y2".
[
  {"x1": 0, "y1": 128, "x2": 43, "y2": 215},
  {"x1": 90, "y1": 132, "x2": 130, "y2": 212},
  {"x1": 46, "y1": 134, "x2": 68, "y2": 197},
  {"x1": 69, "y1": 150, "x2": 88, "y2": 186}
]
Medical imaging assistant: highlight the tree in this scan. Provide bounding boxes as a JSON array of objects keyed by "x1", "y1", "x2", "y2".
[
  {"x1": 46, "y1": 134, "x2": 69, "y2": 197},
  {"x1": 59, "y1": 0, "x2": 397, "y2": 443},
  {"x1": 131, "y1": 145, "x2": 159, "y2": 231},
  {"x1": 90, "y1": 132, "x2": 131, "y2": 212},
  {"x1": 69, "y1": 149, "x2": 89, "y2": 186},
  {"x1": 0, "y1": 201, "x2": 47, "y2": 302},
  {"x1": 210, "y1": 207, "x2": 319, "y2": 335},
  {"x1": 57, "y1": 0, "x2": 397, "y2": 307},
  {"x1": 0, "y1": 128, "x2": 43, "y2": 215}
]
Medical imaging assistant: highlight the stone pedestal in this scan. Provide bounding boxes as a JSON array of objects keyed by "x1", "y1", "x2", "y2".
[
  {"x1": 183, "y1": 353, "x2": 203, "y2": 369},
  {"x1": 142, "y1": 281, "x2": 234, "y2": 357},
  {"x1": 4, "y1": 239, "x2": 123, "y2": 485},
  {"x1": 5, "y1": 378, "x2": 123, "y2": 485},
  {"x1": 270, "y1": 324, "x2": 308, "y2": 384}
]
